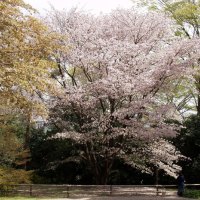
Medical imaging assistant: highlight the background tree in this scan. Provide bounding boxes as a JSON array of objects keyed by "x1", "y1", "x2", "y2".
[
  {"x1": 137, "y1": 0, "x2": 200, "y2": 117},
  {"x1": 0, "y1": 0, "x2": 62, "y2": 149},
  {"x1": 137, "y1": 0, "x2": 200, "y2": 183},
  {"x1": 29, "y1": 126, "x2": 91, "y2": 184},
  {"x1": 0, "y1": 112, "x2": 23, "y2": 166},
  {"x1": 161, "y1": 0, "x2": 200, "y2": 116},
  {"x1": 0, "y1": 0, "x2": 62, "y2": 183},
  {"x1": 173, "y1": 115, "x2": 200, "y2": 183},
  {"x1": 0, "y1": 0, "x2": 60, "y2": 120}
]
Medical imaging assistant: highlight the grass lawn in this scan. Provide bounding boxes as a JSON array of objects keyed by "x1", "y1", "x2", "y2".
[{"x1": 0, "y1": 197, "x2": 51, "y2": 200}]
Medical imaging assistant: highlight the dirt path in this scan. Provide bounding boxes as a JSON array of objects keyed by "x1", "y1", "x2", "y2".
[{"x1": 49, "y1": 196, "x2": 195, "y2": 200}]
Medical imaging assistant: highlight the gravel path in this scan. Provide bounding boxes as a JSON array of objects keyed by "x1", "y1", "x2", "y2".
[{"x1": 48, "y1": 196, "x2": 195, "y2": 200}]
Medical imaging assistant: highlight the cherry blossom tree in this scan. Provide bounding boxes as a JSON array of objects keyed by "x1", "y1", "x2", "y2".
[{"x1": 48, "y1": 8, "x2": 200, "y2": 184}]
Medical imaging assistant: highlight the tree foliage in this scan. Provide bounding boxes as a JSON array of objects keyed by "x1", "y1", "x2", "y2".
[
  {"x1": 173, "y1": 115, "x2": 200, "y2": 183},
  {"x1": 0, "y1": 0, "x2": 61, "y2": 182},
  {"x1": 0, "y1": 113, "x2": 24, "y2": 166},
  {"x1": 0, "y1": 0, "x2": 58, "y2": 114},
  {"x1": 139, "y1": 0, "x2": 200, "y2": 116},
  {"x1": 137, "y1": 0, "x2": 200, "y2": 183}
]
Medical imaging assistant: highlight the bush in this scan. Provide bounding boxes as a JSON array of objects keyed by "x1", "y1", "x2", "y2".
[
  {"x1": 0, "y1": 167, "x2": 32, "y2": 185},
  {"x1": 0, "y1": 167, "x2": 32, "y2": 195},
  {"x1": 184, "y1": 189, "x2": 200, "y2": 199}
]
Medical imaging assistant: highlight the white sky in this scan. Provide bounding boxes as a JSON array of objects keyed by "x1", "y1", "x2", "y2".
[{"x1": 24, "y1": 0, "x2": 133, "y2": 14}]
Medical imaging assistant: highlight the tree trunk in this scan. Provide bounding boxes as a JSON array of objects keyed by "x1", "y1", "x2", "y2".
[
  {"x1": 197, "y1": 94, "x2": 200, "y2": 115},
  {"x1": 24, "y1": 113, "x2": 31, "y2": 149},
  {"x1": 94, "y1": 168, "x2": 110, "y2": 185},
  {"x1": 196, "y1": 77, "x2": 200, "y2": 116}
]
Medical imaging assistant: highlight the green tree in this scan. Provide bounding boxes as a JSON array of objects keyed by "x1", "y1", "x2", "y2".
[
  {"x1": 0, "y1": 0, "x2": 63, "y2": 182},
  {"x1": 0, "y1": 0, "x2": 59, "y2": 112},
  {"x1": 139, "y1": 0, "x2": 200, "y2": 116},
  {"x1": 164, "y1": 0, "x2": 200, "y2": 115},
  {"x1": 29, "y1": 126, "x2": 91, "y2": 184},
  {"x1": 0, "y1": 113, "x2": 23, "y2": 166},
  {"x1": 0, "y1": 0, "x2": 63, "y2": 157},
  {"x1": 174, "y1": 115, "x2": 200, "y2": 183}
]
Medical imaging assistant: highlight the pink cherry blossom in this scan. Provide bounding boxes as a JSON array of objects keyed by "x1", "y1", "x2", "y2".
[{"x1": 48, "y1": 8, "x2": 200, "y2": 184}]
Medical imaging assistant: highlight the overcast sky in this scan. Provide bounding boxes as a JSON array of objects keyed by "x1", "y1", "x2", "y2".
[{"x1": 24, "y1": 0, "x2": 133, "y2": 14}]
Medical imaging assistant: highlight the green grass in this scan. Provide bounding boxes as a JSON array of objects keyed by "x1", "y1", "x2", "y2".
[
  {"x1": 0, "y1": 197, "x2": 53, "y2": 200},
  {"x1": 0, "y1": 198, "x2": 38, "y2": 200},
  {"x1": 184, "y1": 189, "x2": 200, "y2": 199}
]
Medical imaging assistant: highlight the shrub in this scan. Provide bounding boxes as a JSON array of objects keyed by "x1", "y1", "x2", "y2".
[
  {"x1": 0, "y1": 167, "x2": 32, "y2": 195},
  {"x1": 184, "y1": 189, "x2": 200, "y2": 199}
]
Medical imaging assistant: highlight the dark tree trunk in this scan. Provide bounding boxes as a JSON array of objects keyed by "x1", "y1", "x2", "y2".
[
  {"x1": 197, "y1": 94, "x2": 200, "y2": 116},
  {"x1": 24, "y1": 113, "x2": 31, "y2": 149},
  {"x1": 196, "y1": 77, "x2": 200, "y2": 116},
  {"x1": 94, "y1": 166, "x2": 110, "y2": 185}
]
